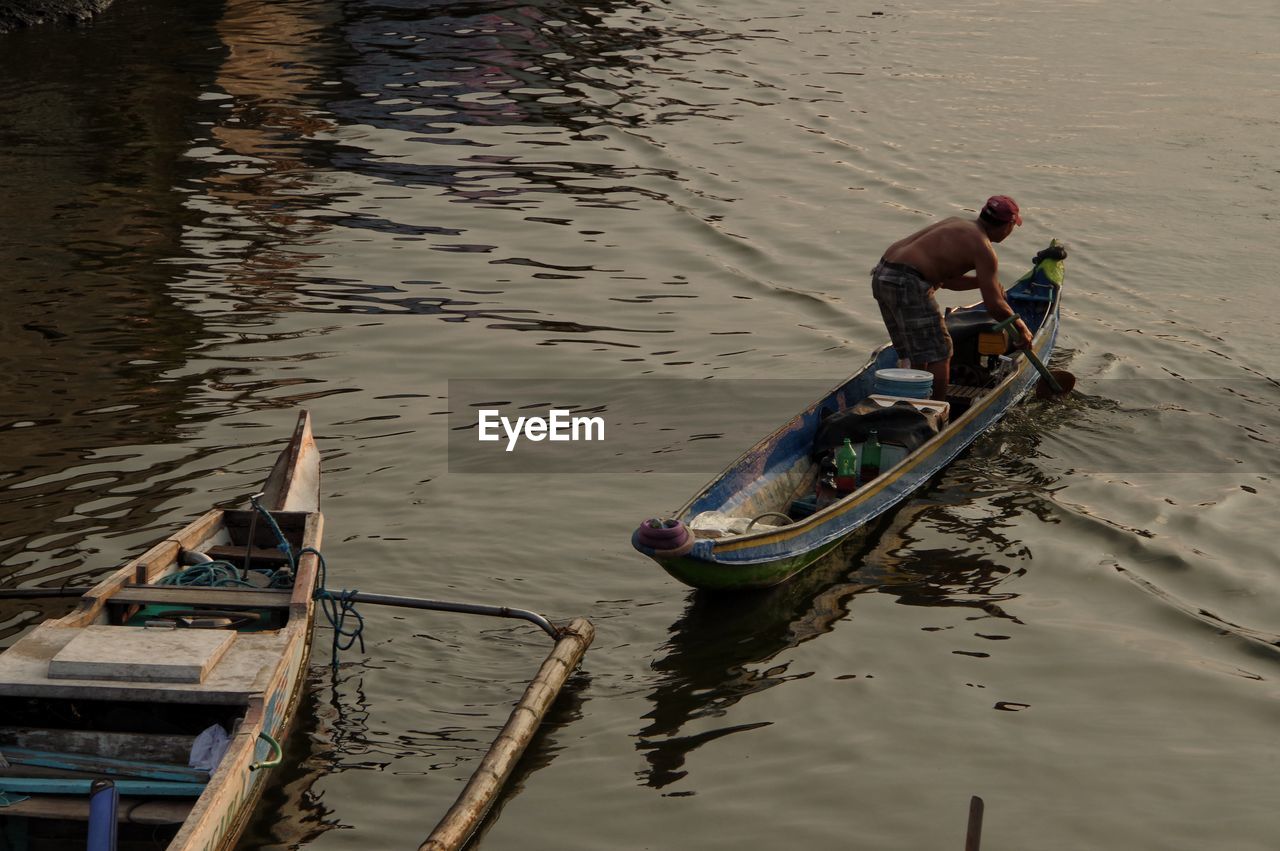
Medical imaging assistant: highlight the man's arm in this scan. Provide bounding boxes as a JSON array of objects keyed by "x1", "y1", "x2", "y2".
[{"x1": 974, "y1": 244, "x2": 1034, "y2": 347}]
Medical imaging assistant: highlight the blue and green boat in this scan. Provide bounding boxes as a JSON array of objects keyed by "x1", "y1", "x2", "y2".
[{"x1": 633, "y1": 241, "x2": 1067, "y2": 591}]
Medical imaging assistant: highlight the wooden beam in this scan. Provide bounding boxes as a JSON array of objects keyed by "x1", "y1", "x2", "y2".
[
  {"x1": 109, "y1": 585, "x2": 292, "y2": 610},
  {"x1": 0, "y1": 747, "x2": 208, "y2": 783},
  {"x1": 203, "y1": 545, "x2": 293, "y2": 564},
  {"x1": 0, "y1": 728, "x2": 195, "y2": 764},
  {"x1": 966, "y1": 796, "x2": 984, "y2": 851}
]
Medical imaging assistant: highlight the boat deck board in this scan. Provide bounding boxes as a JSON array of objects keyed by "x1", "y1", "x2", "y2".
[
  {"x1": 0, "y1": 622, "x2": 288, "y2": 704},
  {"x1": 946, "y1": 384, "x2": 988, "y2": 399},
  {"x1": 48, "y1": 626, "x2": 235, "y2": 684}
]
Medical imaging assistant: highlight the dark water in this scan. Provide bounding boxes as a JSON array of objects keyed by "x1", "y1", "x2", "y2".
[{"x1": 2, "y1": 0, "x2": 1278, "y2": 848}]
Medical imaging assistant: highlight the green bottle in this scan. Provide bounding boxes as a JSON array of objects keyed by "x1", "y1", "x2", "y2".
[
  {"x1": 834, "y1": 438, "x2": 857, "y2": 491},
  {"x1": 860, "y1": 429, "x2": 882, "y2": 481}
]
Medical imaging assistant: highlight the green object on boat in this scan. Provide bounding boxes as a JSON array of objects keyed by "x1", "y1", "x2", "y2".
[{"x1": 834, "y1": 439, "x2": 857, "y2": 477}]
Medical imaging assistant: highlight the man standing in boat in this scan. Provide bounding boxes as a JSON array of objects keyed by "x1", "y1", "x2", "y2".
[{"x1": 871, "y1": 195, "x2": 1034, "y2": 401}]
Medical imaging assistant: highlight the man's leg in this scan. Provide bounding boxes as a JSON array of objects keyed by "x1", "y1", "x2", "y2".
[{"x1": 913, "y1": 359, "x2": 950, "y2": 402}]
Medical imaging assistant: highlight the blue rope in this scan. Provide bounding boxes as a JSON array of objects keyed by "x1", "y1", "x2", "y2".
[
  {"x1": 250, "y1": 494, "x2": 294, "y2": 569},
  {"x1": 174, "y1": 495, "x2": 362, "y2": 667},
  {"x1": 159, "y1": 562, "x2": 257, "y2": 588},
  {"x1": 306, "y1": 547, "x2": 364, "y2": 667}
]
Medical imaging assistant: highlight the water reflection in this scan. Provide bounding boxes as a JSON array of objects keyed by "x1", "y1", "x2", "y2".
[
  {"x1": 0, "y1": 0, "x2": 369, "y2": 635},
  {"x1": 636, "y1": 421, "x2": 1063, "y2": 789},
  {"x1": 0, "y1": 0, "x2": 226, "y2": 622},
  {"x1": 324, "y1": 0, "x2": 741, "y2": 209},
  {"x1": 175, "y1": 0, "x2": 350, "y2": 314},
  {"x1": 335, "y1": 0, "x2": 736, "y2": 136},
  {"x1": 241, "y1": 659, "x2": 591, "y2": 848},
  {"x1": 859, "y1": 419, "x2": 1061, "y2": 625},
  {"x1": 241, "y1": 669, "x2": 347, "y2": 848},
  {"x1": 636, "y1": 529, "x2": 879, "y2": 791},
  {"x1": 275, "y1": 0, "x2": 757, "y2": 343}
]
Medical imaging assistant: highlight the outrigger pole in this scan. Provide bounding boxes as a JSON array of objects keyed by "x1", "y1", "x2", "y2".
[
  {"x1": 340, "y1": 592, "x2": 594, "y2": 851},
  {"x1": 965, "y1": 796, "x2": 984, "y2": 851}
]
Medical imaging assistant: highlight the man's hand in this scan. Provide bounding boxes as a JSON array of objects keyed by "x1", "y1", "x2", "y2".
[{"x1": 1011, "y1": 320, "x2": 1033, "y2": 349}]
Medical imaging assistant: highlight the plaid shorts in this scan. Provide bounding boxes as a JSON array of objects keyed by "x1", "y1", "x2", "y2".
[{"x1": 870, "y1": 259, "x2": 953, "y2": 364}]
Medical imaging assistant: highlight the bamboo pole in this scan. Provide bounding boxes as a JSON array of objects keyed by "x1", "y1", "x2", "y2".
[{"x1": 419, "y1": 617, "x2": 595, "y2": 851}]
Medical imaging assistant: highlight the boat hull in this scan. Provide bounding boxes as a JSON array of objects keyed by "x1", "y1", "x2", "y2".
[{"x1": 648, "y1": 537, "x2": 845, "y2": 592}]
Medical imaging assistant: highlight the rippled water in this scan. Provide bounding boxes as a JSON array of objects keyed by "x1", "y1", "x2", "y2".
[{"x1": 2, "y1": 0, "x2": 1278, "y2": 848}]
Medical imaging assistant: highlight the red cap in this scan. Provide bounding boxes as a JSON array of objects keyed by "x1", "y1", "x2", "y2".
[{"x1": 982, "y1": 195, "x2": 1022, "y2": 226}]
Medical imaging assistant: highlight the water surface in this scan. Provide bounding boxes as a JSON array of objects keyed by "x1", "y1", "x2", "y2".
[{"x1": 2, "y1": 0, "x2": 1278, "y2": 848}]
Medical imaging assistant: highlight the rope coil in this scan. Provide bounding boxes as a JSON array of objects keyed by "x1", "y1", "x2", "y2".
[
  {"x1": 157, "y1": 495, "x2": 363, "y2": 666},
  {"x1": 310, "y1": 547, "x2": 365, "y2": 667}
]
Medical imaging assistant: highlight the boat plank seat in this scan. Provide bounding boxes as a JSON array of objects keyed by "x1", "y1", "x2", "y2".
[
  {"x1": 202, "y1": 544, "x2": 294, "y2": 565},
  {"x1": 109, "y1": 584, "x2": 293, "y2": 610},
  {"x1": 47, "y1": 626, "x2": 235, "y2": 684},
  {"x1": 222, "y1": 509, "x2": 309, "y2": 542},
  {"x1": 1, "y1": 727, "x2": 196, "y2": 764}
]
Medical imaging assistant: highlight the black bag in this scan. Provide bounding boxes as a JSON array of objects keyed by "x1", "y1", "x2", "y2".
[{"x1": 812, "y1": 401, "x2": 939, "y2": 459}]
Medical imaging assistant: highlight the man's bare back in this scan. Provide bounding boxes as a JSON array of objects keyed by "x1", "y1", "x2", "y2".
[
  {"x1": 881, "y1": 217, "x2": 995, "y2": 288},
  {"x1": 880, "y1": 208, "x2": 1024, "y2": 333}
]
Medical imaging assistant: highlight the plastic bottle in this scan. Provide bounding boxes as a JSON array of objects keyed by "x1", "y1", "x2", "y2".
[
  {"x1": 860, "y1": 429, "x2": 882, "y2": 481},
  {"x1": 834, "y1": 438, "x2": 857, "y2": 492}
]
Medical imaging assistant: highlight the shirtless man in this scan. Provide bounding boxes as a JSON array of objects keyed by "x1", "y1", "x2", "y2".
[{"x1": 870, "y1": 195, "x2": 1034, "y2": 401}]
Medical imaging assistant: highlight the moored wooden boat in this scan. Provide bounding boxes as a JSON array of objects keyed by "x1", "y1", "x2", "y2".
[
  {"x1": 633, "y1": 243, "x2": 1067, "y2": 591},
  {"x1": 0, "y1": 412, "x2": 322, "y2": 849}
]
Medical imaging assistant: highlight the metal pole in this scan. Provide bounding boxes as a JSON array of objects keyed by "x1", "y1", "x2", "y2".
[
  {"x1": 0, "y1": 587, "x2": 90, "y2": 599},
  {"x1": 87, "y1": 778, "x2": 119, "y2": 851},
  {"x1": 344, "y1": 592, "x2": 561, "y2": 639}
]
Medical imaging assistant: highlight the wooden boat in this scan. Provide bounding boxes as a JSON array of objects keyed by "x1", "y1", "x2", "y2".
[
  {"x1": 632, "y1": 242, "x2": 1067, "y2": 591},
  {"x1": 0, "y1": 412, "x2": 322, "y2": 849}
]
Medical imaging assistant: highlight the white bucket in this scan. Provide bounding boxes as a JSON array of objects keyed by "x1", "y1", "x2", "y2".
[{"x1": 873, "y1": 368, "x2": 934, "y2": 399}]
